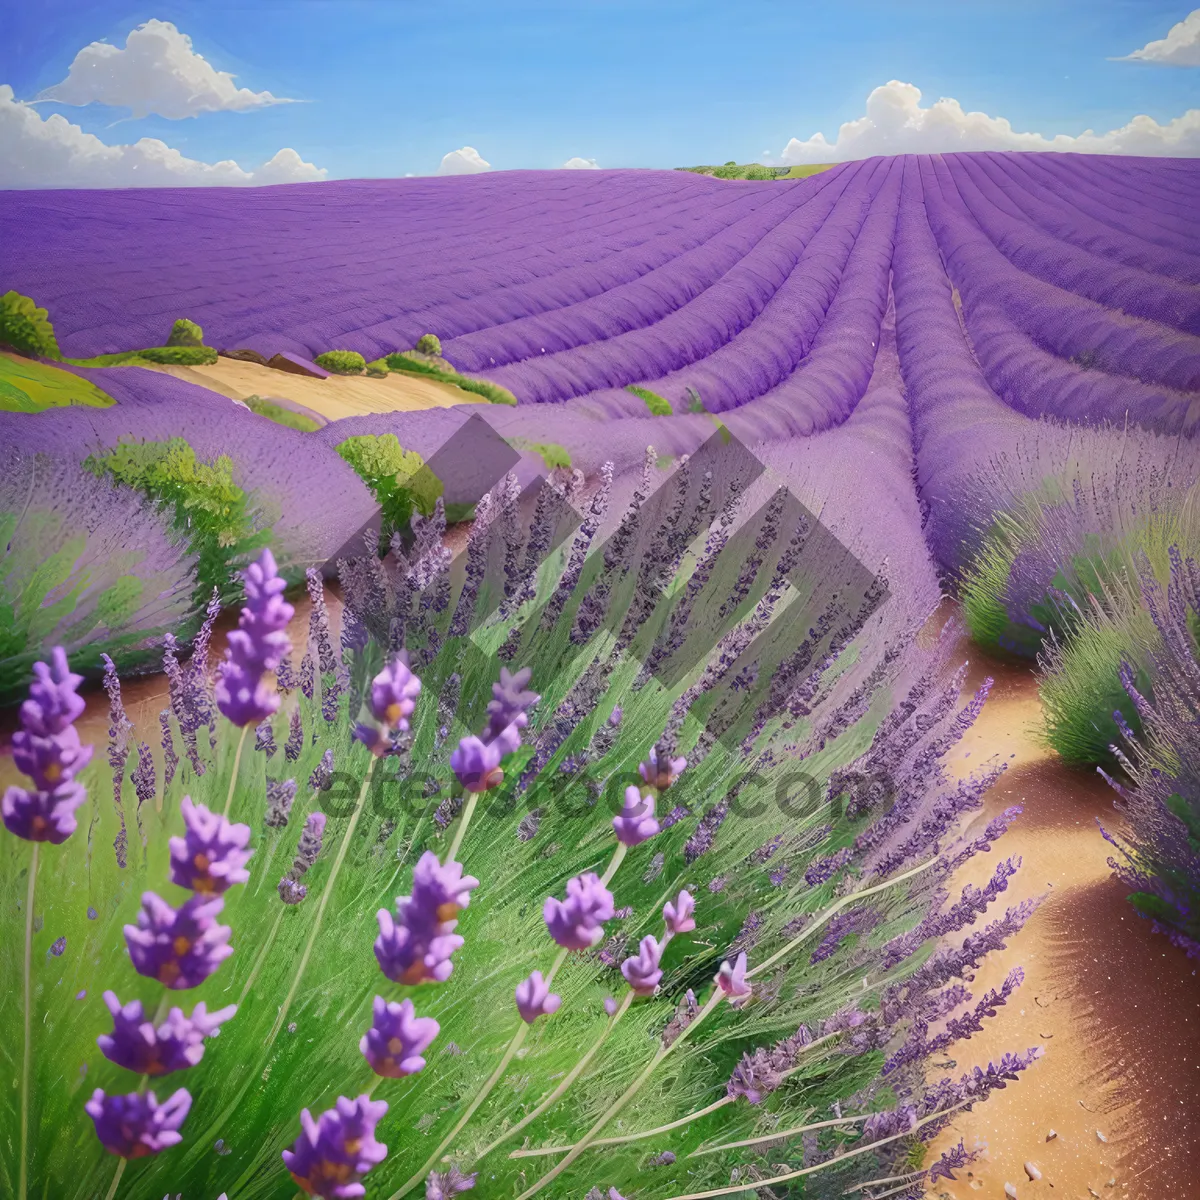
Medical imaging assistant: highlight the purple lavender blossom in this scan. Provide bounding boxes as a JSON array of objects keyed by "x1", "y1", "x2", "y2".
[
  {"x1": 544, "y1": 872, "x2": 615, "y2": 950},
  {"x1": 168, "y1": 796, "x2": 253, "y2": 894},
  {"x1": 255, "y1": 718, "x2": 277, "y2": 758},
  {"x1": 663, "y1": 890, "x2": 696, "y2": 934},
  {"x1": 85, "y1": 1088, "x2": 192, "y2": 1158},
  {"x1": 124, "y1": 892, "x2": 233, "y2": 989},
  {"x1": 716, "y1": 952, "x2": 752, "y2": 1007},
  {"x1": 928, "y1": 1139, "x2": 980, "y2": 1183},
  {"x1": 483, "y1": 666, "x2": 539, "y2": 745},
  {"x1": 215, "y1": 548, "x2": 295, "y2": 728},
  {"x1": 515, "y1": 970, "x2": 562, "y2": 1023},
  {"x1": 159, "y1": 710, "x2": 178, "y2": 788},
  {"x1": 375, "y1": 852, "x2": 479, "y2": 985},
  {"x1": 131, "y1": 742, "x2": 156, "y2": 809},
  {"x1": 284, "y1": 707, "x2": 304, "y2": 761},
  {"x1": 265, "y1": 778, "x2": 298, "y2": 828},
  {"x1": 97, "y1": 991, "x2": 236, "y2": 1075},
  {"x1": 309, "y1": 750, "x2": 335, "y2": 792},
  {"x1": 621, "y1": 935, "x2": 664, "y2": 995},
  {"x1": 612, "y1": 785, "x2": 660, "y2": 846},
  {"x1": 450, "y1": 736, "x2": 504, "y2": 793},
  {"x1": 360, "y1": 996, "x2": 440, "y2": 1077},
  {"x1": 608, "y1": 706, "x2": 623, "y2": 727},
  {"x1": 426, "y1": 1167, "x2": 477, "y2": 1198},
  {"x1": 638, "y1": 746, "x2": 686, "y2": 791},
  {"x1": 3, "y1": 647, "x2": 92, "y2": 844},
  {"x1": 369, "y1": 654, "x2": 422, "y2": 729},
  {"x1": 282, "y1": 1094, "x2": 389, "y2": 1200}
]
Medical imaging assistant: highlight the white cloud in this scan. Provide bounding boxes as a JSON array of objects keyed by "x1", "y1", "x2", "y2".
[
  {"x1": 1115, "y1": 9, "x2": 1200, "y2": 66},
  {"x1": 36, "y1": 19, "x2": 291, "y2": 119},
  {"x1": 436, "y1": 146, "x2": 490, "y2": 175},
  {"x1": 562, "y1": 156, "x2": 600, "y2": 169},
  {"x1": 780, "y1": 80, "x2": 1200, "y2": 162},
  {"x1": 0, "y1": 85, "x2": 326, "y2": 187}
]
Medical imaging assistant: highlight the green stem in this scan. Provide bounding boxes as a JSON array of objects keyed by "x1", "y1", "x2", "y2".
[
  {"x1": 239, "y1": 906, "x2": 287, "y2": 1005},
  {"x1": 444, "y1": 790, "x2": 477, "y2": 865},
  {"x1": 103, "y1": 1160, "x2": 126, "y2": 1200},
  {"x1": 747, "y1": 857, "x2": 940, "y2": 980},
  {"x1": 267, "y1": 756, "x2": 379, "y2": 1043},
  {"x1": 689, "y1": 1110, "x2": 874, "y2": 1157},
  {"x1": 18, "y1": 842, "x2": 38, "y2": 1200},
  {"x1": 514, "y1": 989, "x2": 724, "y2": 1199},
  {"x1": 479, "y1": 989, "x2": 636, "y2": 1160},
  {"x1": 658, "y1": 1101, "x2": 970, "y2": 1199},
  {"x1": 222, "y1": 725, "x2": 250, "y2": 819}
]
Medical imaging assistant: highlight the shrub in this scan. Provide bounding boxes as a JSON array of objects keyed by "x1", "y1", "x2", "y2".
[
  {"x1": 135, "y1": 345, "x2": 219, "y2": 366},
  {"x1": 166, "y1": 318, "x2": 204, "y2": 347},
  {"x1": 365, "y1": 359, "x2": 389, "y2": 377},
  {"x1": 242, "y1": 394, "x2": 321, "y2": 432},
  {"x1": 0, "y1": 466, "x2": 1033, "y2": 1197},
  {"x1": 625, "y1": 384, "x2": 673, "y2": 416},
  {"x1": 0, "y1": 290, "x2": 61, "y2": 360},
  {"x1": 84, "y1": 437, "x2": 268, "y2": 606},
  {"x1": 0, "y1": 449, "x2": 198, "y2": 700},
  {"x1": 384, "y1": 351, "x2": 518, "y2": 405},
  {"x1": 1100, "y1": 551, "x2": 1200, "y2": 959},
  {"x1": 314, "y1": 349, "x2": 366, "y2": 375},
  {"x1": 416, "y1": 333, "x2": 442, "y2": 356},
  {"x1": 336, "y1": 432, "x2": 443, "y2": 546}
]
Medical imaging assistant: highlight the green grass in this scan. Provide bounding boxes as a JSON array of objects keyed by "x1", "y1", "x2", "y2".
[
  {"x1": 780, "y1": 163, "x2": 836, "y2": 179},
  {"x1": 676, "y1": 163, "x2": 834, "y2": 181},
  {"x1": 625, "y1": 384, "x2": 673, "y2": 416},
  {"x1": 382, "y1": 352, "x2": 518, "y2": 405},
  {"x1": 0, "y1": 353, "x2": 115, "y2": 412},
  {"x1": 242, "y1": 395, "x2": 322, "y2": 432},
  {"x1": 70, "y1": 346, "x2": 219, "y2": 368}
]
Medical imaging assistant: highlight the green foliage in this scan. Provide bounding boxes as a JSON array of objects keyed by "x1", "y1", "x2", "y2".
[
  {"x1": 0, "y1": 353, "x2": 114, "y2": 411},
  {"x1": 625, "y1": 384, "x2": 673, "y2": 416},
  {"x1": 136, "y1": 345, "x2": 219, "y2": 366},
  {"x1": 242, "y1": 394, "x2": 321, "y2": 432},
  {"x1": 416, "y1": 333, "x2": 442, "y2": 356},
  {"x1": 0, "y1": 291, "x2": 61, "y2": 360},
  {"x1": 166, "y1": 318, "x2": 204, "y2": 347},
  {"x1": 336, "y1": 433, "x2": 444, "y2": 545},
  {"x1": 314, "y1": 350, "x2": 366, "y2": 375},
  {"x1": 84, "y1": 438, "x2": 268, "y2": 605},
  {"x1": 364, "y1": 360, "x2": 390, "y2": 378},
  {"x1": 384, "y1": 351, "x2": 518, "y2": 405}
]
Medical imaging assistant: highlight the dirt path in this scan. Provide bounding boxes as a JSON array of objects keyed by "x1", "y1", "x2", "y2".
[
  {"x1": 143, "y1": 356, "x2": 483, "y2": 420},
  {"x1": 923, "y1": 637, "x2": 1200, "y2": 1200}
]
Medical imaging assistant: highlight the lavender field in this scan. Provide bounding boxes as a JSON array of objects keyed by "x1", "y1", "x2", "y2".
[{"x1": 2, "y1": 151, "x2": 1199, "y2": 1200}]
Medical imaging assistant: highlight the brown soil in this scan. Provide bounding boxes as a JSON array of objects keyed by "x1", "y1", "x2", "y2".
[
  {"x1": 141, "y1": 356, "x2": 483, "y2": 419},
  {"x1": 923, "y1": 638, "x2": 1200, "y2": 1200}
]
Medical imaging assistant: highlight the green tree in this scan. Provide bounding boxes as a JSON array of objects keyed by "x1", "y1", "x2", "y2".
[
  {"x1": 0, "y1": 291, "x2": 61, "y2": 360},
  {"x1": 166, "y1": 318, "x2": 204, "y2": 347},
  {"x1": 336, "y1": 433, "x2": 444, "y2": 547},
  {"x1": 416, "y1": 333, "x2": 442, "y2": 356}
]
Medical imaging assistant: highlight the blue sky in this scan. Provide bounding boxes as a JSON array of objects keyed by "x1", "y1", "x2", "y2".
[{"x1": 1, "y1": 0, "x2": 1197, "y2": 184}]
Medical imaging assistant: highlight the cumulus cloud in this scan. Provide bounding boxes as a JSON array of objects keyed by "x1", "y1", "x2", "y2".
[
  {"x1": 1115, "y1": 9, "x2": 1200, "y2": 66},
  {"x1": 436, "y1": 146, "x2": 491, "y2": 175},
  {"x1": 779, "y1": 80, "x2": 1200, "y2": 163},
  {"x1": 36, "y1": 19, "x2": 291, "y2": 119},
  {"x1": 562, "y1": 156, "x2": 600, "y2": 169},
  {"x1": 0, "y1": 86, "x2": 325, "y2": 188}
]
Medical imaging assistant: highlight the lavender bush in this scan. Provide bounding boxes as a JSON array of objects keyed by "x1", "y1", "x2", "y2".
[
  {"x1": 0, "y1": 447, "x2": 199, "y2": 702},
  {"x1": 0, "y1": 459, "x2": 1035, "y2": 1200},
  {"x1": 1098, "y1": 550, "x2": 1200, "y2": 957}
]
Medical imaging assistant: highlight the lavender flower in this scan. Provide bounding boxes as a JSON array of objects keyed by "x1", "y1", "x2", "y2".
[
  {"x1": 375, "y1": 852, "x2": 479, "y2": 984},
  {"x1": 265, "y1": 778, "x2": 298, "y2": 828},
  {"x1": 612, "y1": 785, "x2": 660, "y2": 846},
  {"x1": 928, "y1": 1139, "x2": 980, "y2": 1183},
  {"x1": 716, "y1": 951, "x2": 752, "y2": 1007},
  {"x1": 168, "y1": 796, "x2": 253, "y2": 894},
  {"x1": 307, "y1": 568, "x2": 339, "y2": 675},
  {"x1": 309, "y1": 750, "x2": 335, "y2": 792},
  {"x1": 484, "y1": 666, "x2": 539, "y2": 744},
  {"x1": 544, "y1": 872, "x2": 615, "y2": 950},
  {"x1": 450, "y1": 736, "x2": 504, "y2": 793},
  {"x1": 85, "y1": 1088, "x2": 191, "y2": 1158},
  {"x1": 621, "y1": 935, "x2": 664, "y2": 995},
  {"x1": 370, "y1": 654, "x2": 422, "y2": 729},
  {"x1": 124, "y1": 892, "x2": 233, "y2": 989},
  {"x1": 255, "y1": 718, "x2": 277, "y2": 758},
  {"x1": 159, "y1": 710, "x2": 178, "y2": 788},
  {"x1": 284, "y1": 707, "x2": 304, "y2": 761},
  {"x1": 279, "y1": 812, "x2": 327, "y2": 904},
  {"x1": 97, "y1": 991, "x2": 236, "y2": 1075},
  {"x1": 360, "y1": 996, "x2": 440, "y2": 1077},
  {"x1": 215, "y1": 548, "x2": 295, "y2": 727},
  {"x1": 282, "y1": 1094, "x2": 388, "y2": 1200},
  {"x1": 638, "y1": 745, "x2": 686, "y2": 791},
  {"x1": 3, "y1": 647, "x2": 92, "y2": 843},
  {"x1": 132, "y1": 743, "x2": 156, "y2": 809},
  {"x1": 426, "y1": 1167, "x2": 477, "y2": 1198},
  {"x1": 515, "y1": 970, "x2": 562, "y2": 1023},
  {"x1": 663, "y1": 890, "x2": 696, "y2": 934}
]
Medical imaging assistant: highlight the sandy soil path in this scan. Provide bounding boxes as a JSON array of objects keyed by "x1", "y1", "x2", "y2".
[{"x1": 923, "y1": 636, "x2": 1200, "y2": 1200}]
